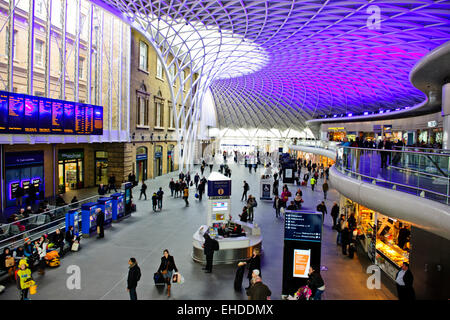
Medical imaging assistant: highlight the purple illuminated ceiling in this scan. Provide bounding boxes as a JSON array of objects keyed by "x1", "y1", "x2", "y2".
[{"x1": 96, "y1": 0, "x2": 450, "y2": 129}]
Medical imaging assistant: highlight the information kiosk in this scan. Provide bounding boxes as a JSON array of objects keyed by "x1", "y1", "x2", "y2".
[
  {"x1": 260, "y1": 175, "x2": 273, "y2": 201},
  {"x1": 282, "y1": 209, "x2": 322, "y2": 296},
  {"x1": 81, "y1": 202, "x2": 98, "y2": 237},
  {"x1": 111, "y1": 193, "x2": 124, "y2": 221},
  {"x1": 97, "y1": 197, "x2": 113, "y2": 227},
  {"x1": 65, "y1": 209, "x2": 81, "y2": 237},
  {"x1": 192, "y1": 172, "x2": 262, "y2": 264}
]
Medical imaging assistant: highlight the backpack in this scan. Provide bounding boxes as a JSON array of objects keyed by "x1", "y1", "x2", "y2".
[
  {"x1": 252, "y1": 200, "x2": 258, "y2": 208},
  {"x1": 212, "y1": 239, "x2": 219, "y2": 251},
  {"x1": 136, "y1": 267, "x2": 141, "y2": 282}
]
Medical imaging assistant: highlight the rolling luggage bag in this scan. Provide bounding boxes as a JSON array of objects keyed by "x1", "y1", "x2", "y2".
[
  {"x1": 153, "y1": 272, "x2": 166, "y2": 285},
  {"x1": 234, "y1": 265, "x2": 246, "y2": 291}
]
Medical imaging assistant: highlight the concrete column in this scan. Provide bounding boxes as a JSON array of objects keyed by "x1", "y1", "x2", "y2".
[{"x1": 442, "y1": 83, "x2": 450, "y2": 150}]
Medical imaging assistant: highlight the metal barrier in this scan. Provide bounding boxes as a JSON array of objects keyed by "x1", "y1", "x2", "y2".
[
  {"x1": 0, "y1": 195, "x2": 102, "y2": 252},
  {"x1": 335, "y1": 146, "x2": 450, "y2": 205}
]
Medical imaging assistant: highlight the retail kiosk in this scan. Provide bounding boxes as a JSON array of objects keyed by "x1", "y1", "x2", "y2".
[{"x1": 192, "y1": 172, "x2": 263, "y2": 264}]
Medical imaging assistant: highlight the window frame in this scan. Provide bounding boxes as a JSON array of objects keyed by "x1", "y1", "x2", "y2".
[{"x1": 139, "y1": 41, "x2": 148, "y2": 72}]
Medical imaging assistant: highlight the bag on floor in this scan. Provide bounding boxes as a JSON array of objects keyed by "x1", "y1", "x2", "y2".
[
  {"x1": 71, "y1": 241, "x2": 80, "y2": 252},
  {"x1": 234, "y1": 265, "x2": 245, "y2": 291}
]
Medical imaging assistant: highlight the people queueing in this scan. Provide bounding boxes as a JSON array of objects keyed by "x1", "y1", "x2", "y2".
[{"x1": 127, "y1": 257, "x2": 141, "y2": 300}]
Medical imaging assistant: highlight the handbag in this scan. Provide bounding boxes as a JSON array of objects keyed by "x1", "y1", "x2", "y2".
[
  {"x1": 5, "y1": 257, "x2": 15, "y2": 268},
  {"x1": 97, "y1": 226, "x2": 100, "y2": 234},
  {"x1": 71, "y1": 241, "x2": 79, "y2": 252}
]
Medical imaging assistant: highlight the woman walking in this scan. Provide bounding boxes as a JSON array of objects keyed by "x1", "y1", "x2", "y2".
[{"x1": 157, "y1": 249, "x2": 178, "y2": 297}]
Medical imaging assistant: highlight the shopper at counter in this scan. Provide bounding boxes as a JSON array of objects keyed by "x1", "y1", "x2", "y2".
[
  {"x1": 395, "y1": 262, "x2": 415, "y2": 300},
  {"x1": 202, "y1": 233, "x2": 218, "y2": 273}
]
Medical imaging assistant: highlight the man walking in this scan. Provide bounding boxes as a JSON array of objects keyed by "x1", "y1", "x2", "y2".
[
  {"x1": 322, "y1": 180, "x2": 329, "y2": 200},
  {"x1": 194, "y1": 173, "x2": 200, "y2": 190},
  {"x1": 157, "y1": 187, "x2": 164, "y2": 210},
  {"x1": 127, "y1": 257, "x2": 141, "y2": 300},
  {"x1": 310, "y1": 176, "x2": 316, "y2": 191},
  {"x1": 241, "y1": 181, "x2": 249, "y2": 201},
  {"x1": 198, "y1": 180, "x2": 205, "y2": 201},
  {"x1": 331, "y1": 202, "x2": 339, "y2": 229},
  {"x1": 139, "y1": 182, "x2": 147, "y2": 200},
  {"x1": 108, "y1": 174, "x2": 117, "y2": 193},
  {"x1": 96, "y1": 208, "x2": 105, "y2": 239},
  {"x1": 183, "y1": 185, "x2": 189, "y2": 207},
  {"x1": 169, "y1": 178, "x2": 175, "y2": 197},
  {"x1": 152, "y1": 192, "x2": 158, "y2": 212}
]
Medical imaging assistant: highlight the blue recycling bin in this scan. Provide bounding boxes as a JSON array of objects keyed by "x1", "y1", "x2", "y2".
[
  {"x1": 97, "y1": 197, "x2": 113, "y2": 227},
  {"x1": 111, "y1": 193, "x2": 124, "y2": 221},
  {"x1": 66, "y1": 209, "x2": 82, "y2": 237},
  {"x1": 81, "y1": 202, "x2": 98, "y2": 237}
]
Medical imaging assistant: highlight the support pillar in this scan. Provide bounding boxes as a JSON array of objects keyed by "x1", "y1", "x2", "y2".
[{"x1": 442, "y1": 83, "x2": 450, "y2": 150}]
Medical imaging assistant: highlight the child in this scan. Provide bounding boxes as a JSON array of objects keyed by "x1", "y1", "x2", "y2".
[{"x1": 16, "y1": 259, "x2": 35, "y2": 300}]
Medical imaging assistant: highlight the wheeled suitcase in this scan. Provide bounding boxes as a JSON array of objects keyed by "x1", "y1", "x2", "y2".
[
  {"x1": 234, "y1": 265, "x2": 246, "y2": 291},
  {"x1": 153, "y1": 272, "x2": 166, "y2": 285}
]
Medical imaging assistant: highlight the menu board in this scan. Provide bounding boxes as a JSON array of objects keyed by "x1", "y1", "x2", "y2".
[
  {"x1": 63, "y1": 102, "x2": 75, "y2": 134},
  {"x1": 8, "y1": 94, "x2": 24, "y2": 132},
  {"x1": 24, "y1": 96, "x2": 39, "y2": 133},
  {"x1": 0, "y1": 91, "x2": 103, "y2": 135},
  {"x1": 0, "y1": 91, "x2": 8, "y2": 132},
  {"x1": 38, "y1": 99, "x2": 52, "y2": 133},
  {"x1": 52, "y1": 101, "x2": 63, "y2": 133}
]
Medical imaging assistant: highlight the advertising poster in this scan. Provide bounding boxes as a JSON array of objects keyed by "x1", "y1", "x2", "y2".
[
  {"x1": 38, "y1": 98, "x2": 52, "y2": 133},
  {"x1": 24, "y1": 96, "x2": 39, "y2": 133},
  {"x1": 8, "y1": 94, "x2": 24, "y2": 132},
  {"x1": 0, "y1": 91, "x2": 8, "y2": 132},
  {"x1": 262, "y1": 183, "x2": 271, "y2": 198},
  {"x1": 52, "y1": 100, "x2": 63, "y2": 133},
  {"x1": 293, "y1": 249, "x2": 311, "y2": 278},
  {"x1": 63, "y1": 102, "x2": 75, "y2": 134}
]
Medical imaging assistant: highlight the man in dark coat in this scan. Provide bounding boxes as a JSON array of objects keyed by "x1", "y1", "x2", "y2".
[
  {"x1": 108, "y1": 174, "x2": 117, "y2": 193},
  {"x1": 395, "y1": 262, "x2": 415, "y2": 300},
  {"x1": 316, "y1": 201, "x2": 327, "y2": 222},
  {"x1": 241, "y1": 181, "x2": 250, "y2": 201},
  {"x1": 98, "y1": 184, "x2": 107, "y2": 196},
  {"x1": 139, "y1": 182, "x2": 147, "y2": 200},
  {"x1": 96, "y1": 208, "x2": 105, "y2": 239},
  {"x1": 202, "y1": 233, "x2": 218, "y2": 273},
  {"x1": 330, "y1": 202, "x2": 340, "y2": 229},
  {"x1": 127, "y1": 257, "x2": 141, "y2": 300}
]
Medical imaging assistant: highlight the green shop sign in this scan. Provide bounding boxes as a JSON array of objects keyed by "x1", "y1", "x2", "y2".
[{"x1": 59, "y1": 150, "x2": 84, "y2": 161}]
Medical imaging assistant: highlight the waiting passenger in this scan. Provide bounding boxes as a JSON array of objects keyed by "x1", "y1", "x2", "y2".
[{"x1": 239, "y1": 206, "x2": 249, "y2": 223}]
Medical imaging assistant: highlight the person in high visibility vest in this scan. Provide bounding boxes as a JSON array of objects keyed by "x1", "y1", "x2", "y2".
[
  {"x1": 16, "y1": 259, "x2": 35, "y2": 300},
  {"x1": 310, "y1": 177, "x2": 317, "y2": 191}
]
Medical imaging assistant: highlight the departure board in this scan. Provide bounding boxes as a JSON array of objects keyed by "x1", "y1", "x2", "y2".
[
  {"x1": 38, "y1": 98, "x2": 52, "y2": 133},
  {"x1": 63, "y1": 102, "x2": 75, "y2": 134},
  {"x1": 0, "y1": 90, "x2": 103, "y2": 135},
  {"x1": 8, "y1": 94, "x2": 24, "y2": 132},
  {"x1": 284, "y1": 210, "x2": 322, "y2": 242},
  {"x1": 24, "y1": 96, "x2": 39, "y2": 133},
  {"x1": 75, "y1": 103, "x2": 86, "y2": 134},
  {"x1": 0, "y1": 92, "x2": 8, "y2": 132}
]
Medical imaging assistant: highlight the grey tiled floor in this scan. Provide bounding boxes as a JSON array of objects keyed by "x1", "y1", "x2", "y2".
[{"x1": 0, "y1": 161, "x2": 397, "y2": 300}]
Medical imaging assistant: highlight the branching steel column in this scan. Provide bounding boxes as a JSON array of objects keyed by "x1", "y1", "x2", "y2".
[
  {"x1": 7, "y1": 0, "x2": 15, "y2": 92},
  {"x1": 87, "y1": 3, "x2": 93, "y2": 104},
  {"x1": 44, "y1": 0, "x2": 52, "y2": 97},
  {"x1": 74, "y1": 0, "x2": 81, "y2": 102},
  {"x1": 27, "y1": 0, "x2": 35, "y2": 95},
  {"x1": 108, "y1": 16, "x2": 114, "y2": 140},
  {"x1": 59, "y1": 0, "x2": 67, "y2": 100}
]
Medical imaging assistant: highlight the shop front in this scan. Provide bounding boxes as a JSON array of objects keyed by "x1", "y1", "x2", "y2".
[
  {"x1": 154, "y1": 145, "x2": 163, "y2": 177},
  {"x1": 167, "y1": 144, "x2": 175, "y2": 173},
  {"x1": 95, "y1": 151, "x2": 108, "y2": 186},
  {"x1": 4, "y1": 151, "x2": 45, "y2": 208},
  {"x1": 136, "y1": 147, "x2": 148, "y2": 183},
  {"x1": 327, "y1": 127, "x2": 346, "y2": 142},
  {"x1": 58, "y1": 150, "x2": 84, "y2": 193},
  {"x1": 341, "y1": 197, "x2": 411, "y2": 281}
]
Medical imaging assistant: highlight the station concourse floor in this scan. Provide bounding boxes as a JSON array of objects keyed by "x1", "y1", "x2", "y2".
[{"x1": 0, "y1": 161, "x2": 397, "y2": 300}]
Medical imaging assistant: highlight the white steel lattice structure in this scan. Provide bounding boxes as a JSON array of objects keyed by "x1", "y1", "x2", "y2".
[{"x1": 97, "y1": 1, "x2": 450, "y2": 168}]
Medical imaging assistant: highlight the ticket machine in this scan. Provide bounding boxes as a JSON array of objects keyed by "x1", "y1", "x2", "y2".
[
  {"x1": 66, "y1": 209, "x2": 82, "y2": 237},
  {"x1": 111, "y1": 193, "x2": 124, "y2": 221},
  {"x1": 81, "y1": 202, "x2": 98, "y2": 237},
  {"x1": 97, "y1": 197, "x2": 113, "y2": 227}
]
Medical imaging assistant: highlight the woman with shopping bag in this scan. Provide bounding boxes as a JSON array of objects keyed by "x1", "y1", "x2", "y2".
[
  {"x1": 16, "y1": 259, "x2": 35, "y2": 300},
  {"x1": 157, "y1": 249, "x2": 178, "y2": 297}
]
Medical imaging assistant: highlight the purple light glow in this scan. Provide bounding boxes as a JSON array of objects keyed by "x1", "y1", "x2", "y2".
[{"x1": 98, "y1": 0, "x2": 450, "y2": 129}]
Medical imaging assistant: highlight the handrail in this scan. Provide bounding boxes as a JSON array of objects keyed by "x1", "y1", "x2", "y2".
[
  {"x1": 0, "y1": 194, "x2": 101, "y2": 230},
  {"x1": 338, "y1": 145, "x2": 450, "y2": 157}
]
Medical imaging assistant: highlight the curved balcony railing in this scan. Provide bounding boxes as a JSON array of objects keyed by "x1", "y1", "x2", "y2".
[{"x1": 335, "y1": 146, "x2": 450, "y2": 205}]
